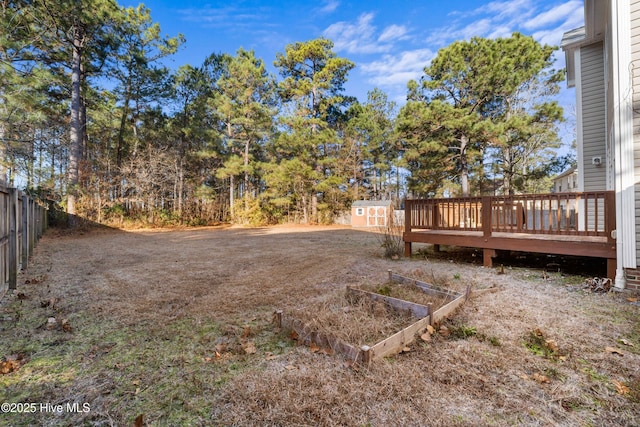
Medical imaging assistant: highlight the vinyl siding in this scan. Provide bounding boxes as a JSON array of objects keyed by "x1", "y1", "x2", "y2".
[
  {"x1": 580, "y1": 42, "x2": 607, "y2": 192},
  {"x1": 632, "y1": 0, "x2": 640, "y2": 263}
]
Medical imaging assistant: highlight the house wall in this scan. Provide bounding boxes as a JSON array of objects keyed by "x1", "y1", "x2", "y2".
[
  {"x1": 553, "y1": 172, "x2": 578, "y2": 193},
  {"x1": 580, "y1": 41, "x2": 608, "y2": 192},
  {"x1": 631, "y1": 0, "x2": 640, "y2": 274}
]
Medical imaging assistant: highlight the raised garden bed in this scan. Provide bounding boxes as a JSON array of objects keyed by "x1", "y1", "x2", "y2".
[{"x1": 275, "y1": 270, "x2": 470, "y2": 364}]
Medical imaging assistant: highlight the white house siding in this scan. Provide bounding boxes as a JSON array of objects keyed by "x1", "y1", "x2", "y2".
[
  {"x1": 581, "y1": 41, "x2": 608, "y2": 192},
  {"x1": 631, "y1": 0, "x2": 640, "y2": 264}
]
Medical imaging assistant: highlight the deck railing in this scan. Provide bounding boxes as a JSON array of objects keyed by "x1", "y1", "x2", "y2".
[{"x1": 405, "y1": 191, "x2": 615, "y2": 238}]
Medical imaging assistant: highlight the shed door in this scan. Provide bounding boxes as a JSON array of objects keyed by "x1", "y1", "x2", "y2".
[{"x1": 367, "y1": 207, "x2": 387, "y2": 226}]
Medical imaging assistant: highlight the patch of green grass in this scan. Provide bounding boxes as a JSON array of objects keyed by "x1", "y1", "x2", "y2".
[
  {"x1": 477, "y1": 332, "x2": 501, "y2": 347},
  {"x1": 376, "y1": 285, "x2": 392, "y2": 296},
  {"x1": 449, "y1": 324, "x2": 477, "y2": 339},
  {"x1": 523, "y1": 329, "x2": 563, "y2": 359},
  {"x1": 0, "y1": 304, "x2": 292, "y2": 426}
]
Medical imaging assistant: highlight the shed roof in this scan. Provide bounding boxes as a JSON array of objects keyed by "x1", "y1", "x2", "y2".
[{"x1": 352, "y1": 200, "x2": 393, "y2": 207}]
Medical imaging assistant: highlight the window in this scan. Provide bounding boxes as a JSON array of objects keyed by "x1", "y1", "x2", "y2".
[{"x1": 356, "y1": 207, "x2": 364, "y2": 216}]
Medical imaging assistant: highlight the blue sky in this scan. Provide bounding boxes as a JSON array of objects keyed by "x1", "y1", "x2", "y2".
[{"x1": 120, "y1": 0, "x2": 584, "y2": 145}]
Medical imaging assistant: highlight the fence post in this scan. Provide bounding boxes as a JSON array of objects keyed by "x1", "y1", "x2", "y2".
[
  {"x1": 22, "y1": 193, "x2": 28, "y2": 270},
  {"x1": 8, "y1": 188, "x2": 17, "y2": 290}
]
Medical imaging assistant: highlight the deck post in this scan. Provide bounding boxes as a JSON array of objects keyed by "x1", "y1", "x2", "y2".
[
  {"x1": 483, "y1": 249, "x2": 496, "y2": 268},
  {"x1": 481, "y1": 196, "x2": 492, "y2": 238},
  {"x1": 404, "y1": 200, "x2": 412, "y2": 257},
  {"x1": 606, "y1": 258, "x2": 617, "y2": 280}
]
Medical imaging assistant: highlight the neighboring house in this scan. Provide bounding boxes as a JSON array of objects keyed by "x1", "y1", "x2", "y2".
[
  {"x1": 561, "y1": 0, "x2": 638, "y2": 290},
  {"x1": 351, "y1": 200, "x2": 393, "y2": 228},
  {"x1": 552, "y1": 167, "x2": 579, "y2": 193}
]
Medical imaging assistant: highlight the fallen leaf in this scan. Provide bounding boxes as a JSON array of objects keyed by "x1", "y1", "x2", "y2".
[
  {"x1": 215, "y1": 343, "x2": 227, "y2": 353},
  {"x1": 285, "y1": 364, "x2": 296, "y2": 370},
  {"x1": 309, "y1": 343, "x2": 320, "y2": 353},
  {"x1": 61, "y1": 319, "x2": 73, "y2": 333},
  {"x1": 545, "y1": 339, "x2": 559, "y2": 353},
  {"x1": 420, "y1": 333, "x2": 431, "y2": 342},
  {"x1": 243, "y1": 341, "x2": 257, "y2": 355},
  {"x1": 400, "y1": 346, "x2": 411, "y2": 353},
  {"x1": 319, "y1": 347, "x2": 334, "y2": 356},
  {"x1": 242, "y1": 326, "x2": 251, "y2": 339},
  {"x1": 531, "y1": 372, "x2": 550, "y2": 383},
  {"x1": 619, "y1": 338, "x2": 634, "y2": 347},
  {"x1": 439, "y1": 325, "x2": 450, "y2": 337},
  {"x1": 605, "y1": 346, "x2": 624, "y2": 356},
  {"x1": 290, "y1": 330, "x2": 299, "y2": 341},
  {"x1": 612, "y1": 380, "x2": 630, "y2": 395},
  {"x1": 426, "y1": 325, "x2": 435, "y2": 334},
  {"x1": 265, "y1": 352, "x2": 278, "y2": 361},
  {"x1": 132, "y1": 413, "x2": 144, "y2": 427},
  {"x1": 203, "y1": 357, "x2": 213, "y2": 362},
  {"x1": 0, "y1": 354, "x2": 27, "y2": 375},
  {"x1": 626, "y1": 297, "x2": 638, "y2": 303}
]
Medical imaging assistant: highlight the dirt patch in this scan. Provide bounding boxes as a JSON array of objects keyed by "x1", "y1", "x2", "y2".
[{"x1": 1, "y1": 224, "x2": 639, "y2": 426}]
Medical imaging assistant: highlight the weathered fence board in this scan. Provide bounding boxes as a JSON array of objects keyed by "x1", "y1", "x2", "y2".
[{"x1": 0, "y1": 184, "x2": 47, "y2": 292}]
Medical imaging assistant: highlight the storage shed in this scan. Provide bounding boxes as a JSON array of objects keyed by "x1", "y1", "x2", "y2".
[{"x1": 351, "y1": 200, "x2": 393, "y2": 228}]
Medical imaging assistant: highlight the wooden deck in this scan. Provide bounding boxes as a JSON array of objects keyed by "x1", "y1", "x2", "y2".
[{"x1": 403, "y1": 192, "x2": 617, "y2": 278}]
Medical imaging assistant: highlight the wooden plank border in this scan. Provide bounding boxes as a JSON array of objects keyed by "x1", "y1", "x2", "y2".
[
  {"x1": 388, "y1": 270, "x2": 461, "y2": 300},
  {"x1": 345, "y1": 286, "x2": 432, "y2": 319},
  {"x1": 275, "y1": 271, "x2": 471, "y2": 365}
]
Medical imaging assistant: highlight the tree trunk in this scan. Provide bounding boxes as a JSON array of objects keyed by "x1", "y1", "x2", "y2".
[
  {"x1": 244, "y1": 140, "x2": 249, "y2": 210},
  {"x1": 460, "y1": 134, "x2": 469, "y2": 197},
  {"x1": 67, "y1": 23, "x2": 83, "y2": 227},
  {"x1": 229, "y1": 174, "x2": 235, "y2": 218}
]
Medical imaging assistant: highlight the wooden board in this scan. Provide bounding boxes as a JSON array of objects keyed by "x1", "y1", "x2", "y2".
[
  {"x1": 275, "y1": 272, "x2": 470, "y2": 365},
  {"x1": 432, "y1": 289, "x2": 468, "y2": 325},
  {"x1": 367, "y1": 315, "x2": 431, "y2": 361},
  {"x1": 346, "y1": 287, "x2": 431, "y2": 319},
  {"x1": 389, "y1": 271, "x2": 460, "y2": 299},
  {"x1": 275, "y1": 310, "x2": 365, "y2": 362}
]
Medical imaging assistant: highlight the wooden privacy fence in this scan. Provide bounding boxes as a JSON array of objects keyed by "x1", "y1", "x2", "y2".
[{"x1": 1, "y1": 184, "x2": 48, "y2": 291}]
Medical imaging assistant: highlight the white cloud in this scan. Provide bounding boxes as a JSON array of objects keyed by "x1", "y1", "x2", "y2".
[
  {"x1": 523, "y1": 0, "x2": 582, "y2": 30},
  {"x1": 318, "y1": 0, "x2": 340, "y2": 14},
  {"x1": 481, "y1": 0, "x2": 534, "y2": 21},
  {"x1": 323, "y1": 12, "x2": 393, "y2": 54},
  {"x1": 177, "y1": 6, "x2": 271, "y2": 30},
  {"x1": 378, "y1": 24, "x2": 409, "y2": 43},
  {"x1": 360, "y1": 48, "x2": 435, "y2": 87},
  {"x1": 425, "y1": 1, "x2": 585, "y2": 50}
]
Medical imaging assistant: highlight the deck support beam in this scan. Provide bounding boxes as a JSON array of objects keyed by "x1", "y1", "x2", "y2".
[
  {"x1": 404, "y1": 241, "x2": 412, "y2": 257},
  {"x1": 483, "y1": 249, "x2": 496, "y2": 268}
]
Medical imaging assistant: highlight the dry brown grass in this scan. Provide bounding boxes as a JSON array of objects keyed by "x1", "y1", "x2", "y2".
[
  {"x1": 288, "y1": 291, "x2": 417, "y2": 347},
  {"x1": 0, "y1": 225, "x2": 639, "y2": 426}
]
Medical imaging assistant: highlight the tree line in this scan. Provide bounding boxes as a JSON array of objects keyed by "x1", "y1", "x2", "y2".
[{"x1": 1, "y1": 0, "x2": 571, "y2": 226}]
